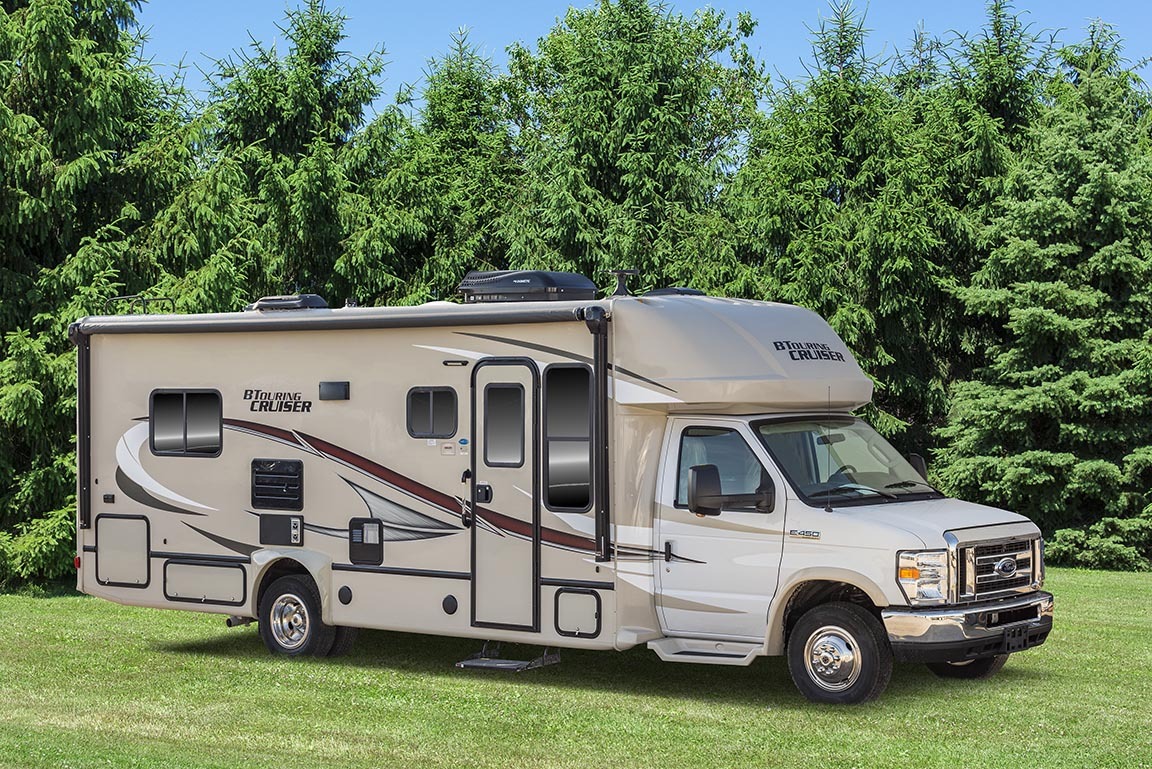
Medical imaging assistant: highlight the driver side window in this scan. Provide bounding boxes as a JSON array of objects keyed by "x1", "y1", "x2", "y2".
[{"x1": 675, "y1": 427, "x2": 773, "y2": 511}]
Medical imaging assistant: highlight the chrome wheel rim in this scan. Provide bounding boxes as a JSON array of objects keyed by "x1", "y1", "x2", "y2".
[
  {"x1": 269, "y1": 593, "x2": 310, "y2": 650},
  {"x1": 804, "y1": 625, "x2": 861, "y2": 692}
]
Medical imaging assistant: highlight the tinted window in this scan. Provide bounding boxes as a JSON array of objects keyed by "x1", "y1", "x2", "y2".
[
  {"x1": 484, "y1": 385, "x2": 524, "y2": 466},
  {"x1": 407, "y1": 388, "x2": 457, "y2": 438},
  {"x1": 152, "y1": 393, "x2": 185, "y2": 453},
  {"x1": 185, "y1": 393, "x2": 222, "y2": 453},
  {"x1": 676, "y1": 427, "x2": 770, "y2": 510},
  {"x1": 150, "y1": 391, "x2": 221, "y2": 456},
  {"x1": 544, "y1": 367, "x2": 591, "y2": 510}
]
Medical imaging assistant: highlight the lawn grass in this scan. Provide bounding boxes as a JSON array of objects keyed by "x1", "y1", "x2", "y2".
[{"x1": 0, "y1": 568, "x2": 1149, "y2": 768}]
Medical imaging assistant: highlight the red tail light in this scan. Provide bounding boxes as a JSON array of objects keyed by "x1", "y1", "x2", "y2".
[{"x1": 74, "y1": 555, "x2": 81, "y2": 570}]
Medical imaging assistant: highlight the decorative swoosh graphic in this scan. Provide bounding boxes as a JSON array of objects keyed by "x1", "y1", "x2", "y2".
[
  {"x1": 223, "y1": 419, "x2": 697, "y2": 562},
  {"x1": 454, "y1": 331, "x2": 677, "y2": 393},
  {"x1": 184, "y1": 522, "x2": 259, "y2": 556},
  {"x1": 116, "y1": 422, "x2": 217, "y2": 512},
  {"x1": 115, "y1": 467, "x2": 206, "y2": 516},
  {"x1": 343, "y1": 478, "x2": 462, "y2": 541}
]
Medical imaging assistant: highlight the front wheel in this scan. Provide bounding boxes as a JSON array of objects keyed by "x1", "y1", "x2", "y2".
[
  {"x1": 259, "y1": 575, "x2": 336, "y2": 657},
  {"x1": 787, "y1": 602, "x2": 893, "y2": 704},
  {"x1": 927, "y1": 655, "x2": 1008, "y2": 679}
]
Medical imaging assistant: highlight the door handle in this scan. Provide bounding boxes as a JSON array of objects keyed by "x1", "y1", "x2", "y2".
[
  {"x1": 664, "y1": 541, "x2": 674, "y2": 562},
  {"x1": 475, "y1": 484, "x2": 493, "y2": 504}
]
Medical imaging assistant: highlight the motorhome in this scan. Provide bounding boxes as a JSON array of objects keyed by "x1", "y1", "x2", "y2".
[{"x1": 71, "y1": 270, "x2": 1053, "y2": 704}]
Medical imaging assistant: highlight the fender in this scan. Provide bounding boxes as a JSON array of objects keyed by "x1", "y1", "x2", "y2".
[
  {"x1": 247, "y1": 548, "x2": 335, "y2": 623},
  {"x1": 765, "y1": 567, "x2": 891, "y2": 655}
]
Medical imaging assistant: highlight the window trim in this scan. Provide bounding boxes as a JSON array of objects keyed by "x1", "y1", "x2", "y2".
[
  {"x1": 483, "y1": 382, "x2": 526, "y2": 468},
  {"x1": 149, "y1": 389, "x2": 223, "y2": 458},
  {"x1": 542, "y1": 363, "x2": 593, "y2": 513},
  {"x1": 673, "y1": 425, "x2": 773, "y2": 512},
  {"x1": 406, "y1": 386, "x2": 458, "y2": 439}
]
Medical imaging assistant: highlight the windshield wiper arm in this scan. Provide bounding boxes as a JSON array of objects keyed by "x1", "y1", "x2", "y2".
[
  {"x1": 884, "y1": 479, "x2": 941, "y2": 493},
  {"x1": 819, "y1": 484, "x2": 898, "y2": 500}
]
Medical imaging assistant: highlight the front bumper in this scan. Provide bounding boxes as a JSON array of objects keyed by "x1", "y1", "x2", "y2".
[{"x1": 882, "y1": 591, "x2": 1054, "y2": 663}]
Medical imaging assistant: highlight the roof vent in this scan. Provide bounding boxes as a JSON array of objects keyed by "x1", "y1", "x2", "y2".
[
  {"x1": 644, "y1": 287, "x2": 706, "y2": 297},
  {"x1": 457, "y1": 270, "x2": 597, "y2": 303},
  {"x1": 246, "y1": 294, "x2": 328, "y2": 311}
]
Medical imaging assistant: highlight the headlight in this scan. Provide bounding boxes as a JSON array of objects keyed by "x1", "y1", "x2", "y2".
[{"x1": 897, "y1": 550, "x2": 949, "y2": 606}]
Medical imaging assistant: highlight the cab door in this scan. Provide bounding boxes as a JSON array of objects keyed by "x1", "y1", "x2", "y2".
[{"x1": 654, "y1": 418, "x2": 786, "y2": 640}]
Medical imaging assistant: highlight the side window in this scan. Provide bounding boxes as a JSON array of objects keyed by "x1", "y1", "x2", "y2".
[
  {"x1": 675, "y1": 427, "x2": 772, "y2": 511},
  {"x1": 150, "y1": 391, "x2": 222, "y2": 457},
  {"x1": 407, "y1": 387, "x2": 457, "y2": 438},
  {"x1": 544, "y1": 366, "x2": 591, "y2": 511},
  {"x1": 484, "y1": 384, "x2": 524, "y2": 467}
]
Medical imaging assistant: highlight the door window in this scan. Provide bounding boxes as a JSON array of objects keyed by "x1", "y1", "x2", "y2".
[
  {"x1": 484, "y1": 384, "x2": 525, "y2": 467},
  {"x1": 675, "y1": 427, "x2": 773, "y2": 512}
]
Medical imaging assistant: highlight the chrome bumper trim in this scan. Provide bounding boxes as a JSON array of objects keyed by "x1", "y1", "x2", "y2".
[{"x1": 882, "y1": 591, "x2": 1054, "y2": 645}]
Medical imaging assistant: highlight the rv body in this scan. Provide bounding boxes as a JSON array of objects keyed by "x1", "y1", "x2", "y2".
[{"x1": 71, "y1": 275, "x2": 1053, "y2": 703}]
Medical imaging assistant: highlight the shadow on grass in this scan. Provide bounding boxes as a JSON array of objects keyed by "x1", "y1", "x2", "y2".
[
  {"x1": 153, "y1": 623, "x2": 997, "y2": 709},
  {"x1": 0, "y1": 579, "x2": 84, "y2": 599}
]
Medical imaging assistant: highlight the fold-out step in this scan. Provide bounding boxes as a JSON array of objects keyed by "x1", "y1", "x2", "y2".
[
  {"x1": 647, "y1": 637, "x2": 762, "y2": 666},
  {"x1": 455, "y1": 642, "x2": 560, "y2": 672}
]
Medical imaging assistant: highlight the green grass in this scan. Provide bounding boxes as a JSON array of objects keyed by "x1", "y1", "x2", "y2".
[{"x1": 0, "y1": 569, "x2": 1149, "y2": 768}]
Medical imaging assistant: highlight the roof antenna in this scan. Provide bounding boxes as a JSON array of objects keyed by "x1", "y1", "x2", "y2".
[
  {"x1": 824, "y1": 385, "x2": 834, "y2": 513},
  {"x1": 610, "y1": 269, "x2": 640, "y2": 297}
]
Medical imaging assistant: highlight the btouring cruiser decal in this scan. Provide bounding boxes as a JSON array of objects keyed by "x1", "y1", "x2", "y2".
[{"x1": 114, "y1": 418, "x2": 698, "y2": 564}]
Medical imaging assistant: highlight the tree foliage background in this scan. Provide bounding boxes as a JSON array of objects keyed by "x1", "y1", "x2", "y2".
[{"x1": 1, "y1": 0, "x2": 1150, "y2": 582}]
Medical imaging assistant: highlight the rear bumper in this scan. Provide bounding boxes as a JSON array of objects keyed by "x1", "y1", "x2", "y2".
[{"x1": 882, "y1": 591, "x2": 1054, "y2": 663}]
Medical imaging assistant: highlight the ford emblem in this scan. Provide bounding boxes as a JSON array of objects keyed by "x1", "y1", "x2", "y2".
[{"x1": 994, "y1": 557, "x2": 1018, "y2": 578}]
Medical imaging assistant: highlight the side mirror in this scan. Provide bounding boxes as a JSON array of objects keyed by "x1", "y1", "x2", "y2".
[
  {"x1": 907, "y1": 453, "x2": 928, "y2": 481},
  {"x1": 687, "y1": 464, "x2": 724, "y2": 516}
]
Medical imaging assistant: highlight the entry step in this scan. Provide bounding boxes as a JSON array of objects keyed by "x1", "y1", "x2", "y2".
[
  {"x1": 455, "y1": 642, "x2": 560, "y2": 672},
  {"x1": 648, "y1": 637, "x2": 762, "y2": 666}
]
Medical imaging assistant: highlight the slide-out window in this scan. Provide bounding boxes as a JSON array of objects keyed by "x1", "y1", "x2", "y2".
[
  {"x1": 150, "y1": 390, "x2": 222, "y2": 457},
  {"x1": 407, "y1": 387, "x2": 457, "y2": 438},
  {"x1": 544, "y1": 366, "x2": 592, "y2": 511}
]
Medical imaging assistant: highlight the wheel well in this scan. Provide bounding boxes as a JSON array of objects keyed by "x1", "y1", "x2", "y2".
[
  {"x1": 782, "y1": 581, "x2": 879, "y2": 640},
  {"x1": 256, "y1": 559, "x2": 312, "y2": 612}
]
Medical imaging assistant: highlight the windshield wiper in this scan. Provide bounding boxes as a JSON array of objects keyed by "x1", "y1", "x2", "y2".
[
  {"x1": 819, "y1": 484, "x2": 898, "y2": 500},
  {"x1": 884, "y1": 479, "x2": 941, "y2": 494}
]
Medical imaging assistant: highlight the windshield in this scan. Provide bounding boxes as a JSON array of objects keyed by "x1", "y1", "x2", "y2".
[{"x1": 753, "y1": 416, "x2": 940, "y2": 507}]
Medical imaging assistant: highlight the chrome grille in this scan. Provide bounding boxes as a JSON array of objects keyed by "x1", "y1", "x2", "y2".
[{"x1": 953, "y1": 535, "x2": 1041, "y2": 602}]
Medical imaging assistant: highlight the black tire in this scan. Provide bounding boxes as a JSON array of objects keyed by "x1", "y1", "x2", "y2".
[
  {"x1": 927, "y1": 655, "x2": 1008, "y2": 680},
  {"x1": 327, "y1": 625, "x2": 358, "y2": 658},
  {"x1": 787, "y1": 602, "x2": 893, "y2": 704},
  {"x1": 258, "y1": 575, "x2": 336, "y2": 657}
]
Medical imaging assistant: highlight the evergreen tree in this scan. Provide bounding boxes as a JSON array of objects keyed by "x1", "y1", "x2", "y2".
[
  {"x1": 502, "y1": 0, "x2": 762, "y2": 291},
  {"x1": 0, "y1": 0, "x2": 163, "y2": 580},
  {"x1": 343, "y1": 30, "x2": 516, "y2": 304},
  {"x1": 934, "y1": 24, "x2": 1152, "y2": 533},
  {"x1": 730, "y1": 3, "x2": 959, "y2": 444}
]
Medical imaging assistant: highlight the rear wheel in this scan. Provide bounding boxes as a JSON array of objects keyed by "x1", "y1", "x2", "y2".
[
  {"x1": 259, "y1": 575, "x2": 336, "y2": 657},
  {"x1": 787, "y1": 602, "x2": 892, "y2": 704},
  {"x1": 927, "y1": 655, "x2": 1008, "y2": 679}
]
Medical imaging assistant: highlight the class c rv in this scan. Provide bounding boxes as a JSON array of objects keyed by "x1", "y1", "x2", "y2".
[{"x1": 70, "y1": 270, "x2": 1053, "y2": 704}]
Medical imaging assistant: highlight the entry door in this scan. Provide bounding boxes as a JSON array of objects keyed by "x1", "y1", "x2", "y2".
[
  {"x1": 655, "y1": 418, "x2": 786, "y2": 640},
  {"x1": 471, "y1": 360, "x2": 539, "y2": 630}
]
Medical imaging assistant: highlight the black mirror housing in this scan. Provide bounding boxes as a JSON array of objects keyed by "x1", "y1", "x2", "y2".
[
  {"x1": 687, "y1": 464, "x2": 724, "y2": 516},
  {"x1": 907, "y1": 452, "x2": 928, "y2": 481}
]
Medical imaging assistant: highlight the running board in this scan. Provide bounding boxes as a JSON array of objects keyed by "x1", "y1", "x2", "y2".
[
  {"x1": 648, "y1": 637, "x2": 762, "y2": 666},
  {"x1": 455, "y1": 642, "x2": 560, "y2": 672}
]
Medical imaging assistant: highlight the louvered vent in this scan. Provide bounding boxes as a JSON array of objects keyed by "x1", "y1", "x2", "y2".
[{"x1": 251, "y1": 459, "x2": 304, "y2": 511}]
